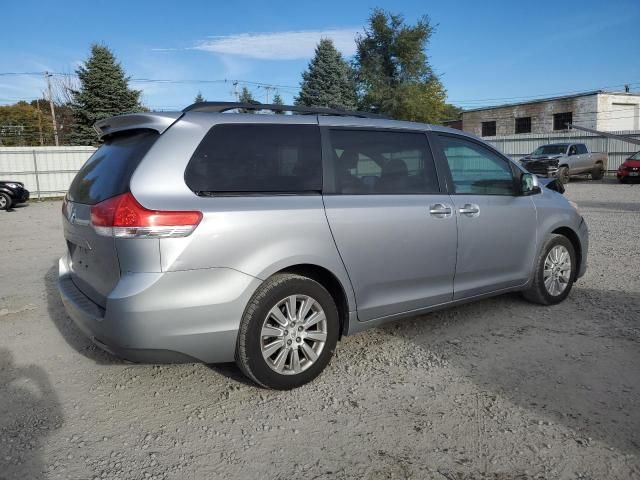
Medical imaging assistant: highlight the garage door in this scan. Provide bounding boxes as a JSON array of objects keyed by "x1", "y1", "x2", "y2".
[{"x1": 609, "y1": 103, "x2": 639, "y2": 131}]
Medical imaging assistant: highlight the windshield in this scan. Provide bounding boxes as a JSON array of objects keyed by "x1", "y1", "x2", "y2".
[
  {"x1": 631, "y1": 151, "x2": 640, "y2": 160},
  {"x1": 532, "y1": 145, "x2": 568, "y2": 155}
]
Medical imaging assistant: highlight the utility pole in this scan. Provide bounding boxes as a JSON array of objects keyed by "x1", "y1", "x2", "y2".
[
  {"x1": 233, "y1": 81, "x2": 239, "y2": 101},
  {"x1": 44, "y1": 71, "x2": 59, "y2": 146},
  {"x1": 263, "y1": 85, "x2": 273, "y2": 104},
  {"x1": 35, "y1": 98, "x2": 44, "y2": 146}
]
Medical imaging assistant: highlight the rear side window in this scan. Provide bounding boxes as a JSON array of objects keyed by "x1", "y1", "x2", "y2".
[
  {"x1": 185, "y1": 124, "x2": 322, "y2": 194},
  {"x1": 327, "y1": 129, "x2": 439, "y2": 194},
  {"x1": 576, "y1": 144, "x2": 588, "y2": 154},
  {"x1": 68, "y1": 130, "x2": 158, "y2": 205}
]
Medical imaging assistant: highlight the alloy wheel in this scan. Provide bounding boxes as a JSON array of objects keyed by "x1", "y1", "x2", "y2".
[
  {"x1": 260, "y1": 295, "x2": 327, "y2": 375},
  {"x1": 543, "y1": 245, "x2": 572, "y2": 296}
]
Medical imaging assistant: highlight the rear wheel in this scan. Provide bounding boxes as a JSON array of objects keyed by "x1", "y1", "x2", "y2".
[
  {"x1": 557, "y1": 166, "x2": 570, "y2": 184},
  {"x1": 0, "y1": 193, "x2": 11, "y2": 211},
  {"x1": 236, "y1": 273, "x2": 339, "y2": 389},
  {"x1": 592, "y1": 162, "x2": 604, "y2": 180},
  {"x1": 523, "y1": 234, "x2": 576, "y2": 305}
]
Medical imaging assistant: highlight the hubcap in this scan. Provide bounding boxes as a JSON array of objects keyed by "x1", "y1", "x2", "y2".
[
  {"x1": 260, "y1": 295, "x2": 327, "y2": 375},
  {"x1": 543, "y1": 245, "x2": 572, "y2": 296},
  {"x1": 0, "y1": 196, "x2": 6, "y2": 208}
]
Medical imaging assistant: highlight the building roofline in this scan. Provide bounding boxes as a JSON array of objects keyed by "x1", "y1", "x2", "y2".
[{"x1": 461, "y1": 90, "x2": 616, "y2": 113}]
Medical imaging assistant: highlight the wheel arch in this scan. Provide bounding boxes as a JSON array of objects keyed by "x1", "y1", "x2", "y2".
[
  {"x1": 551, "y1": 226, "x2": 582, "y2": 280},
  {"x1": 274, "y1": 263, "x2": 352, "y2": 338}
]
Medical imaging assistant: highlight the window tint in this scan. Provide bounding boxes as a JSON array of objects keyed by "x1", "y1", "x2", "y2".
[
  {"x1": 576, "y1": 144, "x2": 588, "y2": 154},
  {"x1": 515, "y1": 117, "x2": 531, "y2": 134},
  {"x1": 68, "y1": 130, "x2": 158, "y2": 205},
  {"x1": 328, "y1": 129, "x2": 439, "y2": 194},
  {"x1": 481, "y1": 121, "x2": 496, "y2": 137},
  {"x1": 438, "y1": 135, "x2": 515, "y2": 195},
  {"x1": 185, "y1": 124, "x2": 322, "y2": 194},
  {"x1": 568, "y1": 145, "x2": 577, "y2": 155}
]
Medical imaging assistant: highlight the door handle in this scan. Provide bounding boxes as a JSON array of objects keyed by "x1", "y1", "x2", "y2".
[
  {"x1": 429, "y1": 203, "x2": 453, "y2": 218},
  {"x1": 458, "y1": 203, "x2": 480, "y2": 217}
]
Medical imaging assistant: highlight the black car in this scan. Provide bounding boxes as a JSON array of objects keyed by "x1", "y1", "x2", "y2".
[{"x1": 0, "y1": 181, "x2": 30, "y2": 211}]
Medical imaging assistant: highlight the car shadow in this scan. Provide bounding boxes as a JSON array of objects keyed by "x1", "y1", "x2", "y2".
[
  {"x1": 44, "y1": 265, "x2": 122, "y2": 365},
  {"x1": 387, "y1": 287, "x2": 640, "y2": 454},
  {"x1": 0, "y1": 348, "x2": 63, "y2": 479}
]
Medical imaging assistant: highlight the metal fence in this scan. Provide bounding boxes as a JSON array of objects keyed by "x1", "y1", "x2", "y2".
[
  {"x1": 1, "y1": 130, "x2": 639, "y2": 199},
  {"x1": 0, "y1": 146, "x2": 95, "y2": 199},
  {"x1": 485, "y1": 129, "x2": 640, "y2": 171}
]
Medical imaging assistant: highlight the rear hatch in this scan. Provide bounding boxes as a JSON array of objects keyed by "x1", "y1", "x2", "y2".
[{"x1": 63, "y1": 130, "x2": 158, "y2": 307}]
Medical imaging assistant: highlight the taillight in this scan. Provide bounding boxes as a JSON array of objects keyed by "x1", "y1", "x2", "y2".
[{"x1": 90, "y1": 192, "x2": 202, "y2": 238}]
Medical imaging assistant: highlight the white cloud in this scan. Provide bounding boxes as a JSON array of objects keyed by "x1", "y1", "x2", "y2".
[{"x1": 192, "y1": 28, "x2": 360, "y2": 60}]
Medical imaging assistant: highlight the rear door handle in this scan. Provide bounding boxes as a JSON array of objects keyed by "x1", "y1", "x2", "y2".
[
  {"x1": 429, "y1": 203, "x2": 453, "y2": 218},
  {"x1": 458, "y1": 203, "x2": 480, "y2": 217}
]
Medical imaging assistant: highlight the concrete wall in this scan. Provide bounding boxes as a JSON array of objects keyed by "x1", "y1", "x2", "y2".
[
  {"x1": 462, "y1": 94, "x2": 598, "y2": 137},
  {"x1": 597, "y1": 93, "x2": 640, "y2": 131}
]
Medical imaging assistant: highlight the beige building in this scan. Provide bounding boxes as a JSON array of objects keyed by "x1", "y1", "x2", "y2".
[{"x1": 462, "y1": 90, "x2": 640, "y2": 138}]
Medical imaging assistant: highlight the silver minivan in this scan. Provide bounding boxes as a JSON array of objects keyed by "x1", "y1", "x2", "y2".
[{"x1": 58, "y1": 102, "x2": 588, "y2": 389}]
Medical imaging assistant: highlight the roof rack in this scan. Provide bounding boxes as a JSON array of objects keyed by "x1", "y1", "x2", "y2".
[{"x1": 182, "y1": 101, "x2": 385, "y2": 119}]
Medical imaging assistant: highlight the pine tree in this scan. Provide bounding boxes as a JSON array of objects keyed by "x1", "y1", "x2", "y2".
[
  {"x1": 272, "y1": 93, "x2": 285, "y2": 114},
  {"x1": 354, "y1": 9, "x2": 447, "y2": 123},
  {"x1": 295, "y1": 39, "x2": 356, "y2": 110},
  {"x1": 194, "y1": 91, "x2": 205, "y2": 103},
  {"x1": 238, "y1": 87, "x2": 257, "y2": 113},
  {"x1": 70, "y1": 44, "x2": 143, "y2": 145}
]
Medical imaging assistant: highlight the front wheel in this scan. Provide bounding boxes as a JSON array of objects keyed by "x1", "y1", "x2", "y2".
[
  {"x1": 0, "y1": 193, "x2": 11, "y2": 211},
  {"x1": 557, "y1": 166, "x2": 570, "y2": 184},
  {"x1": 523, "y1": 234, "x2": 576, "y2": 305},
  {"x1": 236, "y1": 273, "x2": 339, "y2": 389}
]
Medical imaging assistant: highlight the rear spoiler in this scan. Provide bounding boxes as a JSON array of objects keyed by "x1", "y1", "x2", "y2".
[{"x1": 94, "y1": 112, "x2": 183, "y2": 140}]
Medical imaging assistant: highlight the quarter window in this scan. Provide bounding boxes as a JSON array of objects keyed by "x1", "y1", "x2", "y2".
[
  {"x1": 184, "y1": 124, "x2": 322, "y2": 194},
  {"x1": 438, "y1": 135, "x2": 515, "y2": 195},
  {"x1": 327, "y1": 129, "x2": 439, "y2": 194}
]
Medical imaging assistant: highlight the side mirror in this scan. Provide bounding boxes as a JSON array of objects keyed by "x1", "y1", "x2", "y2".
[
  {"x1": 545, "y1": 178, "x2": 565, "y2": 194},
  {"x1": 521, "y1": 172, "x2": 541, "y2": 196}
]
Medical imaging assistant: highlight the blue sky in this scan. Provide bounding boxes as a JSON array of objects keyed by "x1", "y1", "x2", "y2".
[{"x1": 2, "y1": 0, "x2": 639, "y2": 111}]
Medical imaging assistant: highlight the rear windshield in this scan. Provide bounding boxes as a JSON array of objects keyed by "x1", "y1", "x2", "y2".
[
  {"x1": 532, "y1": 145, "x2": 568, "y2": 155},
  {"x1": 184, "y1": 124, "x2": 322, "y2": 194},
  {"x1": 67, "y1": 130, "x2": 158, "y2": 204}
]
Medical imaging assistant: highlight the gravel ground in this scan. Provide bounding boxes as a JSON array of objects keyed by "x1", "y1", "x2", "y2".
[{"x1": 0, "y1": 178, "x2": 639, "y2": 480}]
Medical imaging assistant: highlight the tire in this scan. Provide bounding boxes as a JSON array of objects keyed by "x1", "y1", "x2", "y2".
[
  {"x1": 591, "y1": 162, "x2": 604, "y2": 180},
  {"x1": 557, "y1": 166, "x2": 570, "y2": 184},
  {"x1": 523, "y1": 234, "x2": 576, "y2": 306},
  {"x1": 236, "y1": 273, "x2": 339, "y2": 389},
  {"x1": 0, "y1": 193, "x2": 11, "y2": 211}
]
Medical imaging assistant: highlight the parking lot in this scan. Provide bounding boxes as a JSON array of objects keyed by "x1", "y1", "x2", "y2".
[{"x1": 0, "y1": 179, "x2": 639, "y2": 480}]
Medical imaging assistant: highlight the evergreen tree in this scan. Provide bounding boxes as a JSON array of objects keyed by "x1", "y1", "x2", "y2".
[
  {"x1": 70, "y1": 44, "x2": 143, "y2": 145},
  {"x1": 272, "y1": 92, "x2": 285, "y2": 114},
  {"x1": 238, "y1": 87, "x2": 257, "y2": 113},
  {"x1": 295, "y1": 39, "x2": 356, "y2": 110},
  {"x1": 194, "y1": 91, "x2": 205, "y2": 103},
  {"x1": 354, "y1": 9, "x2": 447, "y2": 123}
]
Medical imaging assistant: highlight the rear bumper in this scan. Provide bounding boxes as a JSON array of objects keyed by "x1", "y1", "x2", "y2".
[{"x1": 58, "y1": 253, "x2": 262, "y2": 364}]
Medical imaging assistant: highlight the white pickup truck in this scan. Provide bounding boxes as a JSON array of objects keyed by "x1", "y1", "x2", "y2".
[{"x1": 520, "y1": 143, "x2": 608, "y2": 184}]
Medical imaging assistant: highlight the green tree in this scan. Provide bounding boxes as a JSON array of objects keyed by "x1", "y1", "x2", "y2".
[
  {"x1": 442, "y1": 103, "x2": 462, "y2": 121},
  {"x1": 194, "y1": 91, "x2": 205, "y2": 103},
  {"x1": 238, "y1": 87, "x2": 257, "y2": 113},
  {"x1": 272, "y1": 92, "x2": 285, "y2": 114},
  {"x1": 70, "y1": 44, "x2": 143, "y2": 145},
  {"x1": 295, "y1": 39, "x2": 356, "y2": 110},
  {"x1": 0, "y1": 101, "x2": 54, "y2": 146},
  {"x1": 354, "y1": 9, "x2": 447, "y2": 123}
]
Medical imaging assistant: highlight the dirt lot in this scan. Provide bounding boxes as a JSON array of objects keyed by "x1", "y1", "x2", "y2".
[{"x1": 1, "y1": 179, "x2": 639, "y2": 480}]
